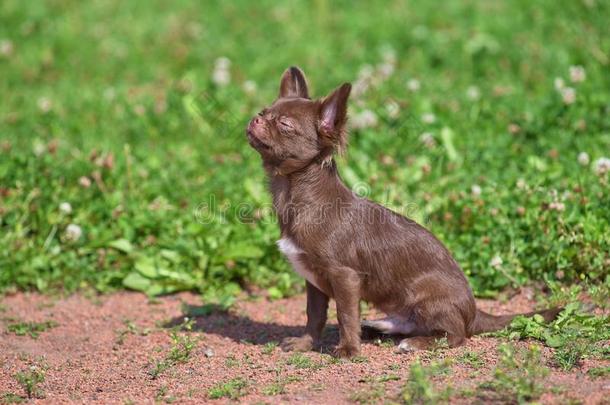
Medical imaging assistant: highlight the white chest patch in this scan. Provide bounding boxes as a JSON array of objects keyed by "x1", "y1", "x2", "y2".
[{"x1": 277, "y1": 238, "x2": 321, "y2": 291}]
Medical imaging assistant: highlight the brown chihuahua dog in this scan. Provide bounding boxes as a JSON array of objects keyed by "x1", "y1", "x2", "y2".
[{"x1": 246, "y1": 66, "x2": 560, "y2": 357}]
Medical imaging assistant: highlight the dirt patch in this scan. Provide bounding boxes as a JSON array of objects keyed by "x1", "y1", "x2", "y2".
[{"x1": 0, "y1": 291, "x2": 608, "y2": 404}]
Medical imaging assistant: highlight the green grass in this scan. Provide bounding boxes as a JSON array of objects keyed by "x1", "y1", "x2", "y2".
[
  {"x1": 0, "y1": 392, "x2": 25, "y2": 404},
  {"x1": 492, "y1": 302, "x2": 610, "y2": 369},
  {"x1": 261, "y1": 375, "x2": 300, "y2": 396},
  {"x1": 208, "y1": 377, "x2": 248, "y2": 400},
  {"x1": 456, "y1": 350, "x2": 485, "y2": 368},
  {"x1": 477, "y1": 344, "x2": 550, "y2": 404},
  {"x1": 284, "y1": 353, "x2": 321, "y2": 369},
  {"x1": 400, "y1": 358, "x2": 453, "y2": 404},
  {"x1": 147, "y1": 318, "x2": 197, "y2": 379},
  {"x1": 587, "y1": 366, "x2": 610, "y2": 379},
  {"x1": 0, "y1": 0, "x2": 609, "y2": 300},
  {"x1": 14, "y1": 366, "x2": 46, "y2": 399},
  {"x1": 114, "y1": 319, "x2": 150, "y2": 347},
  {"x1": 6, "y1": 320, "x2": 58, "y2": 339},
  {"x1": 261, "y1": 341, "x2": 278, "y2": 355},
  {"x1": 154, "y1": 385, "x2": 177, "y2": 404}
]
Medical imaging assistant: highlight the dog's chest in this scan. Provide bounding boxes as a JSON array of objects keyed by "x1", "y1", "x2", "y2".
[{"x1": 276, "y1": 238, "x2": 321, "y2": 290}]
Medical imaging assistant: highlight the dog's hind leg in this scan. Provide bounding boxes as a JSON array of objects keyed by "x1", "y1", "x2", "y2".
[
  {"x1": 361, "y1": 316, "x2": 417, "y2": 335},
  {"x1": 394, "y1": 298, "x2": 471, "y2": 352}
]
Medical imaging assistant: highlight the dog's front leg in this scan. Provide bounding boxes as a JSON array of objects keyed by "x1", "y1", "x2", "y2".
[
  {"x1": 329, "y1": 266, "x2": 361, "y2": 358},
  {"x1": 281, "y1": 281, "x2": 329, "y2": 352}
]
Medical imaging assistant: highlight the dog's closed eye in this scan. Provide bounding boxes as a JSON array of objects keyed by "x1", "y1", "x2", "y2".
[{"x1": 278, "y1": 118, "x2": 294, "y2": 130}]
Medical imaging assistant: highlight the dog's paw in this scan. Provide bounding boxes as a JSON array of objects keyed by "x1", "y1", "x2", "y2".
[
  {"x1": 396, "y1": 339, "x2": 417, "y2": 354},
  {"x1": 333, "y1": 343, "x2": 360, "y2": 358},
  {"x1": 281, "y1": 336, "x2": 313, "y2": 352},
  {"x1": 396, "y1": 337, "x2": 430, "y2": 354}
]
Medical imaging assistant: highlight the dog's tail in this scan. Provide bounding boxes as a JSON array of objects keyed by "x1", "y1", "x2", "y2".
[{"x1": 470, "y1": 307, "x2": 562, "y2": 335}]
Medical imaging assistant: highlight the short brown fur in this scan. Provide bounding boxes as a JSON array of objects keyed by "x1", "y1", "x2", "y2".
[{"x1": 246, "y1": 67, "x2": 561, "y2": 357}]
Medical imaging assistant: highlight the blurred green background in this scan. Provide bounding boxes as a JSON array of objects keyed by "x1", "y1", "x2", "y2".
[{"x1": 1, "y1": 0, "x2": 609, "y2": 302}]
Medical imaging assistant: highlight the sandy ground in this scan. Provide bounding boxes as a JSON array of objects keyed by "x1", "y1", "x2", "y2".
[{"x1": 0, "y1": 290, "x2": 608, "y2": 404}]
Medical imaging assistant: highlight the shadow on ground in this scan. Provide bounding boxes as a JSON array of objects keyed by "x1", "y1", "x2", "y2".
[{"x1": 163, "y1": 304, "x2": 393, "y2": 352}]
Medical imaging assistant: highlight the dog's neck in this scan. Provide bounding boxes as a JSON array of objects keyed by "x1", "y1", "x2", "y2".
[{"x1": 267, "y1": 158, "x2": 352, "y2": 235}]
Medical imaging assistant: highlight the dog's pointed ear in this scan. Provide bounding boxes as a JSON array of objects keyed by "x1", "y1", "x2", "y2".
[
  {"x1": 318, "y1": 83, "x2": 351, "y2": 152},
  {"x1": 279, "y1": 66, "x2": 309, "y2": 99}
]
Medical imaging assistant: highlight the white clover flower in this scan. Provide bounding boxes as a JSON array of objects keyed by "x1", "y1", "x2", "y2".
[
  {"x1": 549, "y1": 201, "x2": 566, "y2": 212},
  {"x1": 407, "y1": 79, "x2": 421, "y2": 92},
  {"x1": 594, "y1": 157, "x2": 610, "y2": 175},
  {"x1": 59, "y1": 202, "x2": 72, "y2": 215},
  {"x1": 242, "y1": 80, "x2": 257, "y2": 95},
  {"x1": 0, "y1": 39, "x2": 13, "y2": 57},
  {"x1": 466, "y1": 85, "x2": 480, "y2": 100},
  {"x1": 65, "y1": 224, "x2": 83, "y2": 242},
  {"x1": 33, "y1": 140, "x2": 46, "y2": 156},
  {"x1": 212, "y1": 69, "x2": 230, "y2": 86},
  {"x1": 471, "y1": 184, "x2": 482, "y2": 197},
  {"x1": 37, "y1": 97, "x2": 52, "y2": 113},
  {"x1": 215, "y1": 56, "x2": 230, "y2": 70},
  {"x1": 569, "y1": 65, "x2": 586, "y2": 83},
  {"x1": 212, "y1": 57, "x2": 231, "y2": 86},
  {"x1": 560, "y1": 87, "x2": 576, "y2": 105},
  {"x1": 385, "y1": 100, "x2": 400, "y2": 119},
  {"x1": 508, "y1": 123, "x2": 521, "y2": 134},
  {"x1": 352, "y1": 65, "x2": 374, "y2": 98},
  {"x1": 516, "y1": 178, "x2": 526, "y2": 189},
  {"x1": 351, "y1": 109, "x2": 378, "y2": 129},
  {"x1": 554, "y1": 77, "x2": 565, "y2": 91},
  {"x1": 421, "y1": 113, "x2": 436, "y2": 124},
  {"x1": 79, "y1": 176, "x2": 92, "y2": 188},
  {"x1": 577, "y1": 152, "x2": 590, "y2": 166},
  {"x1": 420, "y1": 132, "x2": 436, "y2": 148},
  {"x1": 490, "y1": 255, "x2": 503, "y2": 268},
  {"x1": 377, "y1": 62, "x2": 395, "y2": 80},
  {"x1": 381, "y1": 155, "x2": 394, "y2": 165},
  {"x1": 352, "y1": 79, "x2": 369, "y2": 98}
]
